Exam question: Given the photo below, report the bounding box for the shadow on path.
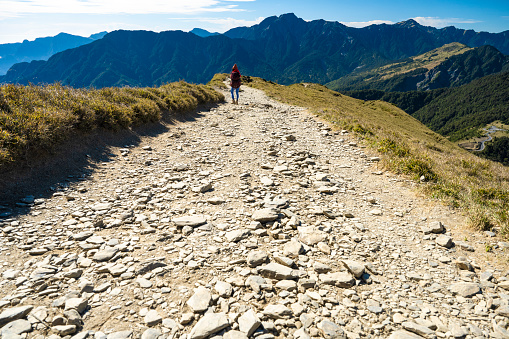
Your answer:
[0,103,220,219]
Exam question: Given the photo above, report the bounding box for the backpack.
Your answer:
[231,71,241,88]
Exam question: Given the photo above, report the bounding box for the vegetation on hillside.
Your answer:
[481,137,509,166]
[246,75,509,237]
[344,72,509,142]
[328,44,509,92]
[0,82,223,167]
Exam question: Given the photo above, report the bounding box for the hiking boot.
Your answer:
[235,100,238,105]
[231,99,235,104]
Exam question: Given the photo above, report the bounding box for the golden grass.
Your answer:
[0,82,223,167]
[207,73,229,89]
[377,42,472,79]
[246,76,509,237]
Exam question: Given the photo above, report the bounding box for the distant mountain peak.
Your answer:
[397,19,422,28]
[190,28,219,38]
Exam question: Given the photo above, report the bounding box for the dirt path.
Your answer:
[0,85,507,339]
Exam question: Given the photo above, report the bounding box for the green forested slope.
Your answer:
[343,72,509,141]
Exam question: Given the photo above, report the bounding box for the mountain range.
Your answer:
[0,32,107,76]
[1,13,508,88]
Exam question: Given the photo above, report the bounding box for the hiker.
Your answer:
[230,64,241,104]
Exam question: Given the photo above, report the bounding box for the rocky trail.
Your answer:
[1,85,509,339]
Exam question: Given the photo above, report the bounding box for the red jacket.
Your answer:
[230,70,241,88]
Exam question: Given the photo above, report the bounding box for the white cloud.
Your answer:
[0,0,254,17]
[340,20,394,28]
[412,17,481,28]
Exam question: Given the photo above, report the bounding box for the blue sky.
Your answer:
[0,0,508,44]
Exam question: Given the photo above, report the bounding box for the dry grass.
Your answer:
[0,82,223,167]
[246,76,509,237]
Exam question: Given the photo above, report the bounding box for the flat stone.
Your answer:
[107,331,133,339]
[319,272,355,288]
[262,304,292,319]
[29,248,49,256]
[421,221,444,234]
[187,286,212,313]
[225,229,250,242]
[275,280,298,291]
[188,313,229,339]
[223,330,248,339]
[72,231,94,241]
[252,208,279,222]
[172,215,207,227]
[144,310,162,327]
[93,247,119,262]
[238,309,261,336]
[449,282,481,298]
[260,177,274,186]
[258,262,296,280]
[247,250,268,267]
[136,277,153,288]
[207,197,224,205]
[0,306,34,327]
[51,325,77,336]
[317,320,345,339]
[214,281,233,298]
[388,330,426,339]
[1,319,32,336]
[402,321,435,337]
[91,203,111,211]
[141,328,162,339]
[283,240,304,257]
[298,226,327,246]
[65,298,88,314]
[245,275,266,293]
[86,235,105,244]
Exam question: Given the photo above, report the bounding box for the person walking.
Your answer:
[230,64,241,104]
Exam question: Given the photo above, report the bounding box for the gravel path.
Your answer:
[0,85,508,339]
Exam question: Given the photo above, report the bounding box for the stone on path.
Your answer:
[449,282,481,298]
[388,330,426,339]
[93,247,119,262]
[252,208,279,222]
[421,221,444,234]
[238,309,261,336]
[144,310,162,327]
[1,319,32,336]
[187,286,212,313]
[258,262,296,280]
[188,313,229,339]
[317,320,345,339]
[341,260,365,279]
[319,272,355,288]
[262,304,292,319]
[141,328,162,339]
[435,235,453,248]
[172,215,207,227]
[0,306,34,327]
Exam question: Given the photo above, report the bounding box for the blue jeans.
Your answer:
[231,87,239,100]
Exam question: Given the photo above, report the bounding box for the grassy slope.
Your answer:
[246,75,509,236]
[327,42,472,91]
[0,82,224,168]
